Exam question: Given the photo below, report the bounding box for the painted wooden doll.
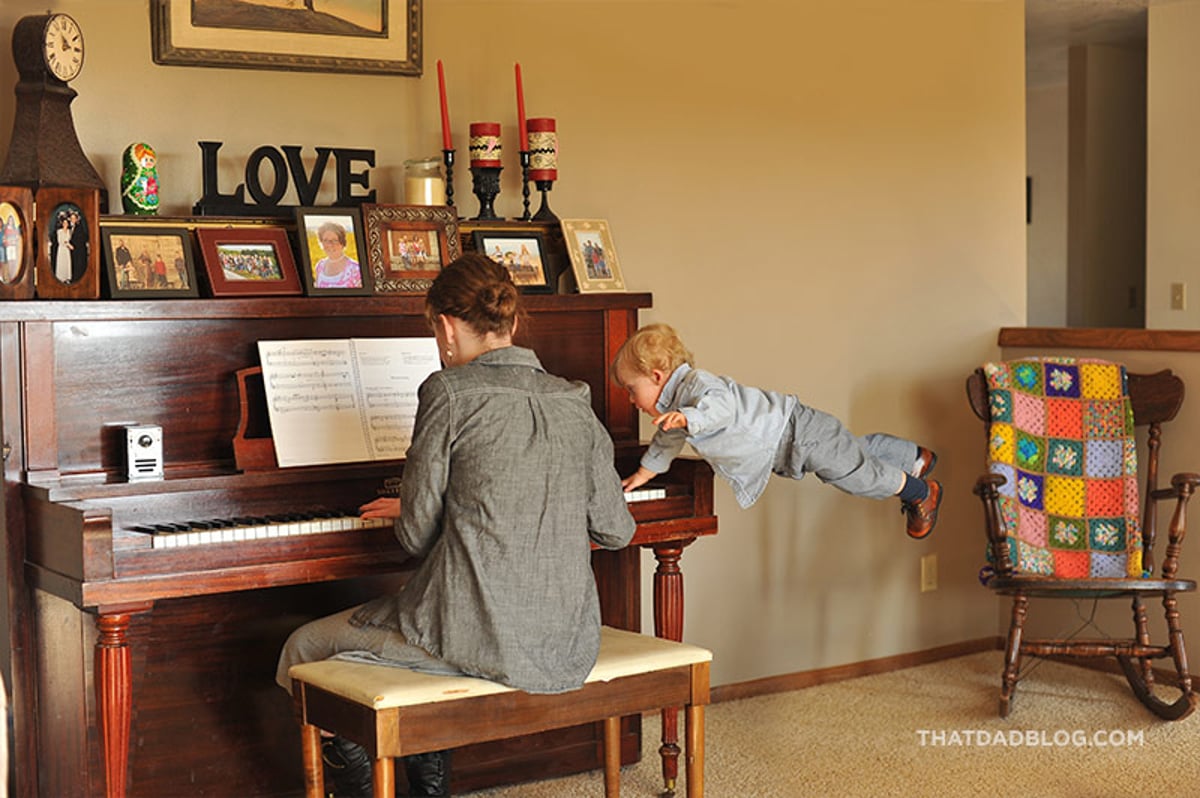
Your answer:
[120,142,160,215]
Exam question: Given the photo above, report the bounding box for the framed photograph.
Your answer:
[35,187,101,300]
[362,204,460,294]
[150,0,422,76]
[195,227,303,297]
[294,207,372,296]
[100,226,200,299]
[561,219,626,293]
[473,230,553,293]
[0,186,34,300]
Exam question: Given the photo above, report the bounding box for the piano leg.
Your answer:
[95,610,145,798]
[651,540,693,794]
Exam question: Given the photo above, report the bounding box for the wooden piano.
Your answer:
[0,292,718,798]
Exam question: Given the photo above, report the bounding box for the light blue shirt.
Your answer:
[642,364,797,508]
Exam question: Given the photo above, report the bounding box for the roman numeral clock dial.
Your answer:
[44,13,84,82]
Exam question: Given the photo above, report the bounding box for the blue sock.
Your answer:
[898,474,929,503]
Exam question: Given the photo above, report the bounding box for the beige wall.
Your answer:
[1027,82,1068,327]
[0,0,1026,687]
[1147,1,1200,329]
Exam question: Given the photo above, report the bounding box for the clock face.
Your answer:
[43,14,83,83]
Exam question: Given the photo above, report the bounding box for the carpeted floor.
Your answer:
[461,651,1200,797]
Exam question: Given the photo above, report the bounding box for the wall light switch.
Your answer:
[1171,282,1187,311]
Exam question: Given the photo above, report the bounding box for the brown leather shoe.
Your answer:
[904,479,941,539]
[912,447,938,479]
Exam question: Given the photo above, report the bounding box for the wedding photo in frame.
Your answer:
[362,203,460,294]
[0,186,34,300]
[561,218,626,293]
[150,0,423,76]
[472,230,553,293]
[35,187,101,300]
[101,226,200,299]
[294,207,372,296]
[196,226,303,297]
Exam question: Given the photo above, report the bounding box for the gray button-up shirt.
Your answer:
[352,346,635,694]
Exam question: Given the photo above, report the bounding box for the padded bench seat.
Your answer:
[290,626,712,797]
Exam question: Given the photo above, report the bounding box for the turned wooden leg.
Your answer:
[1132,596,1156,688]
[1000,594,1028,717]
[299,723,324,798]
[96,613,134,798]
[603,716,621,798]
[372,757,394,798]
[685,703,705,798]
[1164,592,1193,697]
[652,541,690,792]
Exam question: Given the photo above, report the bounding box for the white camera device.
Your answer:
[125,424,164,481]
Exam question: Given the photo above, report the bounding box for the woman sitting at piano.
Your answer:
[275,253,636,798]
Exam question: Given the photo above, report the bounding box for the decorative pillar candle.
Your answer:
[528,117,557,182]
[468,122,503,167]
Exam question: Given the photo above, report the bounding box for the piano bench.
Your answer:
[289,626,712,798]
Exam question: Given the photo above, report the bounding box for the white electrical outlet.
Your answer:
[1171,282,1187,310]
[920,553,938,593]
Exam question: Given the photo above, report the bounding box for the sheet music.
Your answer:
[258,338,440,467]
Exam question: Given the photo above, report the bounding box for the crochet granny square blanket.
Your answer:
[984,357,1143,578]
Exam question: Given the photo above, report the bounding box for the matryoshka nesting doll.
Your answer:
[120,142,160,215]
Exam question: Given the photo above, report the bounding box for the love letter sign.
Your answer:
[193,141,376,217]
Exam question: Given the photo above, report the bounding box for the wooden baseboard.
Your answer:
[710,636,1003,704]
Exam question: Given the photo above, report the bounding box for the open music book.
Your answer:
[258,338,441,468]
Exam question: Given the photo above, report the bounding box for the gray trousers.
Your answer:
[773,403,920,500]
[275,606,463,695]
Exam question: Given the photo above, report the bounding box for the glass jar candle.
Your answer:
[403,157,447,205]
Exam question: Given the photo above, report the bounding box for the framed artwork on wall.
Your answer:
[294,207,373,296]
[150,0,423,76]
[472,230,553,293]
[35,187,101,300]
[196,226,303,297]
[561,218,626,293]
[362,203,460,294]
[0,186,34,300]
[101,226,200,299]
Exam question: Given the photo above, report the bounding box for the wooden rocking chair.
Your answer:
[967,362,1199,720]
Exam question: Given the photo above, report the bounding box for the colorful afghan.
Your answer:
[984,358,1143,578]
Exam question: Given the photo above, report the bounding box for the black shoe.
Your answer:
[404,750,451,797]
[322,735,374,798]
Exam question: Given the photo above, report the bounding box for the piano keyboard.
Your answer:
[133,490,669,550]
[131,510,389,550]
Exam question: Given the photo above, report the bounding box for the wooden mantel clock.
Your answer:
[0,12,103,299]
[1,12,102,190]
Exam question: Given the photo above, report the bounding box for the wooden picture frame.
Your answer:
[150,0,422,76]
[100,226,200,299]
[196,227,303,297]
[362,204,460,294]
[294,207,372,296]
[0,186,35,300]
[561,219,626,293]
[472,230,553,293]
[35,187,101,300]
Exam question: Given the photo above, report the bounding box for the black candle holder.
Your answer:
[470,165,503,221]
[442,149,456,209]
[519,151,532,221]
[532,180,558,222]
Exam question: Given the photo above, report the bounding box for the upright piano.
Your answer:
[0,292,717,798]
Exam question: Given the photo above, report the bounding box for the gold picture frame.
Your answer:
[561,219,626,293]
[362,203,460,294]
[151,0,422,76]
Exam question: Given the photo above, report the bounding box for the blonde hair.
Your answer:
[610,323,694,383]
